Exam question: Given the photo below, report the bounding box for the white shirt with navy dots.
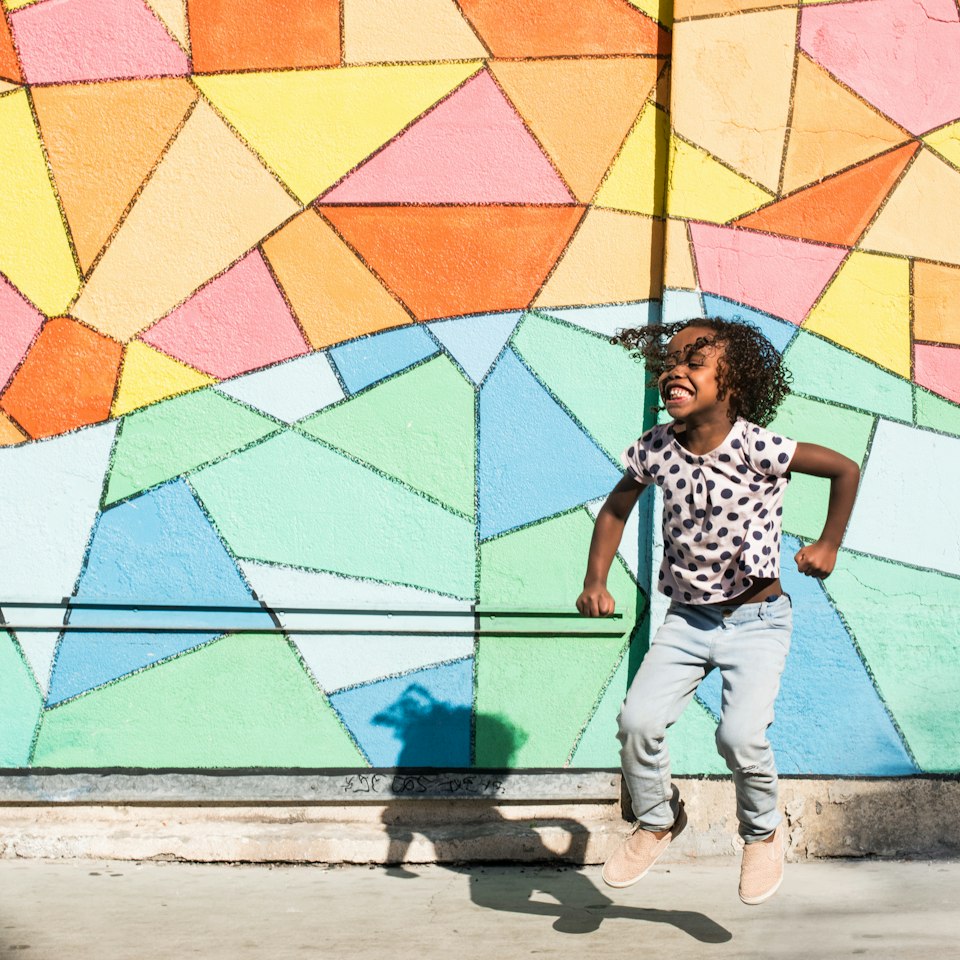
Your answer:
[621,418,798,604]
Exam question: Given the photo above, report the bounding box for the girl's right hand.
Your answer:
[576,584,616,617]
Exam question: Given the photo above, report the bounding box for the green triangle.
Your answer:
[822,551,959,772]
[915,384,960,437]
[767,393,876,541]
[785,330,913,422]
[33,634,365,767]
[0,631,42,767]
[190,431,475,598]
[513,311,647,461]
[106,389,281,505]
[568,642,630,768]
[476,511,640,766]
[299,356,475,518]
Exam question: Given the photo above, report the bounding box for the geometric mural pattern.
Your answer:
[1,0,958,774]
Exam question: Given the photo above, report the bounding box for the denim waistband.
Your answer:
[668,592,792,626]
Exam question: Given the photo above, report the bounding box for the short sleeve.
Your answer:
[620,432,655,486]
[743,423,797,478]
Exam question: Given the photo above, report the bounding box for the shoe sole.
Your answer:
[739,871,783,905]
[601,805,687,889]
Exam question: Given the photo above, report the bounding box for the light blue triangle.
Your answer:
[329,660,473,767]
[702,294,798,353]
[538,300,659,338]
[216,352,344,423]
[328,326,438,394]
[478,349,621,540]
[427,311,523,385]
[695,535,915,775]
[661,289,705,326]
[47,480,271,706]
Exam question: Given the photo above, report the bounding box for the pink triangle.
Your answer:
[0,275,44,391]
[689,223,847,326]
[801,0,960,135]
[10,0,189,84]
[319,71,575,204]
[915,343,960,404]
[141,251,310,379]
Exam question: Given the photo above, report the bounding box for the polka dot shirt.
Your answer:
[621,419,798,605]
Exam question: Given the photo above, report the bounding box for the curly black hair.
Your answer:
[612,317,792,426]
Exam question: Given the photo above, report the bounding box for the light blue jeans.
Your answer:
[617,594,792,843]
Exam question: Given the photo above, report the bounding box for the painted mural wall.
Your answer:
[0,0,956,777]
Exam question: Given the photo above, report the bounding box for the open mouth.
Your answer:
[664,384,694,404]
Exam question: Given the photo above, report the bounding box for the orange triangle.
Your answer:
[0,8,21,84]
[320,205,586,321]
[0,410,27,447]
[457,0,669,57]
[261,207,414,349]
[490,58,661,202]
[735,142,920,247]
[783,54,910,193]
[32,79,198,272]
[0,317,123,438]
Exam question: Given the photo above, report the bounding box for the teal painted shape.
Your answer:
[915,384,960,437]
[189,431,476,597]
[822,551,960,772]
[512,310,647,459]
[47,480,272,706]
[329,660,473,767]
[106,389,280,505]
[784,329,913,421]
[478,349,621,539]
[427,311,523,385]
[695,536,915,774]
[0,631,41,766]
[329,326,438,394]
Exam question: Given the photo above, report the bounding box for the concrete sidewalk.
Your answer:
[1,858,957,960]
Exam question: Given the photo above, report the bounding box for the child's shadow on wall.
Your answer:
[371,684,730,941]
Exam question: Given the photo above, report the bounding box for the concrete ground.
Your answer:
[0,858,957,960]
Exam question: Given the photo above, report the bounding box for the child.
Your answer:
[577,318,860,905]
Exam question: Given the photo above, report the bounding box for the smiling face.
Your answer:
[658,325,734,425]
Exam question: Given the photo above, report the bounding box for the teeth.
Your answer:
[668,387,691,400]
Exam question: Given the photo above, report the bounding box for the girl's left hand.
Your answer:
[794,540,838,578]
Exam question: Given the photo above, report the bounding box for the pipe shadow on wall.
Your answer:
[372,684,731,941]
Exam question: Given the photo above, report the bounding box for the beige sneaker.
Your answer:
[739,822,785,905]
[601,801,687,888]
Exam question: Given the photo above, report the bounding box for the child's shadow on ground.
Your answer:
[372,685,731,942]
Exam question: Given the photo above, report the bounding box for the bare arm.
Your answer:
[576,474,646,616]
[788,442,861,578]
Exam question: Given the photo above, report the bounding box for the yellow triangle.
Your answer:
[194,62,483,204]
[144,0,190,53]
[0,410,27,447]
[664,217,697,289]
[593,102,667,216]
[805,252,910,377]
[343,0,487,64]
[624,0,672,28]
[112,341,216,417]
[2,0,40,9]
[783,54,909,193]
[665,135,774,223]
[0,90,81,315]
[922,122,960,172]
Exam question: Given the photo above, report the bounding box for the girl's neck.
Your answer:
[673,411,737,455]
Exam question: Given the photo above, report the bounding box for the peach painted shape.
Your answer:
[689,222,847,326]
[0,317,123,438]
[141,251,310,379]
[10,0,189,84]
[914,343,960,403]
[913,261,960,345]
[800,0,960,135]
[321,72,572,204]
[0,275,43,389]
